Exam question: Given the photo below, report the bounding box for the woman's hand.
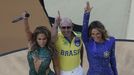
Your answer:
[84,1,93,13]
[22,11,30,19]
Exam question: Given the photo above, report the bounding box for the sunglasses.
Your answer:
[61,26,72,29]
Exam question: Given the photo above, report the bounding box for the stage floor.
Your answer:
[0,42,134,75]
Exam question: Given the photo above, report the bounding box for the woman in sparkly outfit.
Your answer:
[82,2,118,75]
[22,11,60,75]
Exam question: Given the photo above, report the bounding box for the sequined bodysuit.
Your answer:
[27,47,54,75]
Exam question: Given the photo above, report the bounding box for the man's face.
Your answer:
[60,25,73,37]
[60,18,73,38]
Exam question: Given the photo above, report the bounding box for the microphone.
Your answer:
[12,13,30,23]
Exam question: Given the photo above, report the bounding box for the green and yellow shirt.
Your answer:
[55,31,82,71]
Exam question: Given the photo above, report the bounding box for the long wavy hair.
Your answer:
[30,26,56,55]
[88,21,108,40]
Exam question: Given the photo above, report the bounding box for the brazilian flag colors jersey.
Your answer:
[55,32,82,71]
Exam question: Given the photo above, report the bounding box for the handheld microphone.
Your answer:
[12,13,30,23]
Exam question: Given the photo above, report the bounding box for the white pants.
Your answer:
[60,65,83,75]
